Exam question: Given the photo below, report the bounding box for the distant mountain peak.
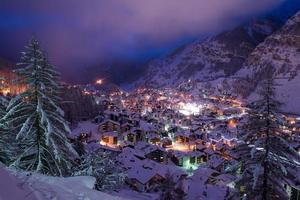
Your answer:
[133,17,280,88]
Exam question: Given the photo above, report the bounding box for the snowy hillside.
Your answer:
[233,11,300,114]
[134,19,279,88]
[0,166,129,200]
[132,10,300,114]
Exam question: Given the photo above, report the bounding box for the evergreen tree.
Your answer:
[2,37,78,176]
[233,76,300,200]
[72,137,86,157]
[73,149,125,191]
[0,77,8,118]
[0,77,9,164]
[158,171,186,200]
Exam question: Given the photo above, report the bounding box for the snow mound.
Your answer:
[0,166,129,200]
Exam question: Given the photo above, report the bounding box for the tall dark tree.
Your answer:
[158,171,186,200]
[60,85,99,125]
[233,76,300,199]
[0,77,9,164]
[0,78,8,118]
[73,149,125,191]
[2,37,78,176]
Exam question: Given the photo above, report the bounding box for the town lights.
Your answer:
[228,119,237,128]
[179,103,202,116]
[1,88,10,96]
[167,143,195,152]
[95,79,103,85]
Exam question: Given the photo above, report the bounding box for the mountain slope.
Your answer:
[134,19,279,88]
[233,10,300,113]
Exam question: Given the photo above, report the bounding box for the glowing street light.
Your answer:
[95,79,103,85]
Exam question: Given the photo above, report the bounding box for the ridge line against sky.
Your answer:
[0,0,293,83]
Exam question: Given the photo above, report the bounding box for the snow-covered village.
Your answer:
[1,1,300,200]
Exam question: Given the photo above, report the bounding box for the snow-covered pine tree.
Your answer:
[157,171,186,200]
[233,75,300,200]
[0,77,9,164]
[73,149,125,191]
[0,77,8,118]
[2,37,78,176]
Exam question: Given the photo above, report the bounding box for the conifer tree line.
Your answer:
[0,78,9,163]
[230,74,300,200]
[0,37,125,191]
[0,37,78,176]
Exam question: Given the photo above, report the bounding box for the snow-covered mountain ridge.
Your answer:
[233,10,300,114]
[134,18,279,88]
[133,11,300,113]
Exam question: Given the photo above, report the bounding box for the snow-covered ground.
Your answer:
[0,166,130,200]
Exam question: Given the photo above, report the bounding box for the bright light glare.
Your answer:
[95,79,103,85]
[179,103,202,116]
[166,143,195,152]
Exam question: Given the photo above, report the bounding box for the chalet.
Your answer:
[94,114,105,124]
[127,169,165,192]
[98,119,120,133]
[121,122,132,133]
[189,151,206,165]
[161,138,172,148]
[170,150,204,168]
[146,133,161,145]
[100,131,118,147]
[174,131,191,144]
[184,168,228,200]
[78,132,91,143]
[119,110,132,124]
[144,148,167,164]
[189,130,206,141]
[123,131,138,144]
[223,108,242,116]
[121,146,187,192]
[194,168,221,185]
[206,155,228,173]
[204,148,215,161]
[104,110,120,122]
[166,124,177,133]
[181,118,192,127]
[71,121,99,143]
[132,128,144,141]
[214,174,235,187]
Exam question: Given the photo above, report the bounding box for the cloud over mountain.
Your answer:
[0,0,286,82]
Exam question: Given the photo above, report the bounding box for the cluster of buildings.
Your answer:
[71,85,300,199]
[71,87,246,195]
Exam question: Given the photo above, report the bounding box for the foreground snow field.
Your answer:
[0,166,129,200]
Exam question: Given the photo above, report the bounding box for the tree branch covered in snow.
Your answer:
[2,37,78,176]
[73,149,126,192]
[0,78,10,164]
[232,74,300,200]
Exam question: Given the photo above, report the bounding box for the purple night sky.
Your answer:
[0,0,286,83]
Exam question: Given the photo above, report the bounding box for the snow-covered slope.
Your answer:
[134,19,279,88]
[0,166,37,200]
[233,11,300,113]
[0,166,129,200]
[133,10,300,114]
